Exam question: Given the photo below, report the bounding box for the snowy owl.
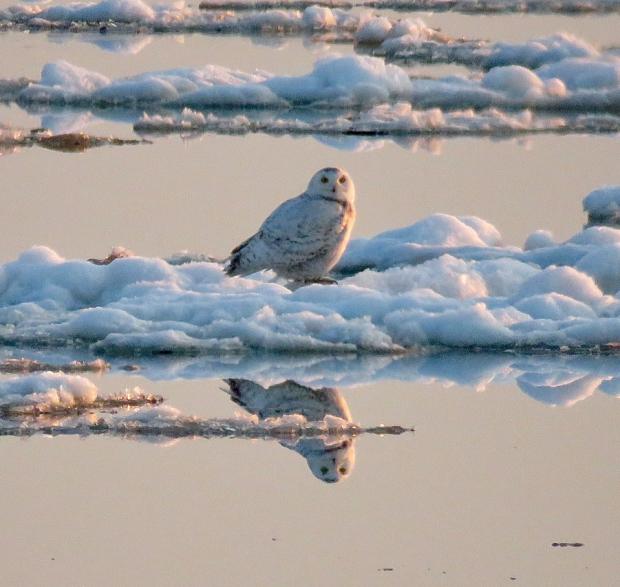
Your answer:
[223,379,355,483]
[225,167,356,282]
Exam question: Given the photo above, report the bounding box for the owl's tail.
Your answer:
[224,253,243,277]
[224,233,257,276]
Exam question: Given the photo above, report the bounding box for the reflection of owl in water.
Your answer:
[224,379,356,483]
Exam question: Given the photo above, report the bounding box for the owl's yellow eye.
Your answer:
[321,177,328,184]
[338,176,346,184]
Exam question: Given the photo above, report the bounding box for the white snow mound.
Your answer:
[11,54,620,111]
[1,200,620,352]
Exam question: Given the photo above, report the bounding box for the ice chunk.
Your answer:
[483,65,548,99]
[301,5,337,29]
[0,372,98,412]
[513,266,603,305]
[575,245,620,294]
[485,34,599,70]
[11,53,620,111]
[583,186,620,226]
[354,15,392,45]
[524,230,556,250]
[537,56,620,91]
[359,0,620,15]
[1,192,620,352]
[41,0,156,22]
[376,214,501,247]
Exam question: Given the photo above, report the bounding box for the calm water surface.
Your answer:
[0,364,618,586]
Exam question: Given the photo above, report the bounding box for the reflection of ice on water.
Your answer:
[47,32,153,55]
[224,378,355,482]
[0,368,411,482]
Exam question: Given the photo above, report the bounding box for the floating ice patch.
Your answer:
[0,372,159,416]
[583,186,620,227]
[133,105,620,140]
[199,0,353,9]
[0,374,408,446]
[336,212,620,281]
[357,23,602,70]
[0,124,147,156]
[14,56,412,108]
[0,357,108,373]
[198,0,620,13]
[0,372,98,414]
[2,3,612,76]
[9,54,620,111]
[1,195,620,352]
[0,1,359,34]
[362,0,620,14]
[484,34,599,70]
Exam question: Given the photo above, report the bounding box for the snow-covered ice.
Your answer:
[2,3,615,75]
[359,26,602,71]
[7,54,620,112]
[0,373,406,477]
[483,34,599,70]
[0,0,360,34]
[13,56,412,107]
[0,188,620,352]
[133,106,620,139]
[583,186,620,226]
[202,0,620,13]
[0,372,98,413]
[0,371,160,416]
[0,124,146,155]
[362,0,620,14]
[199,0,352,9]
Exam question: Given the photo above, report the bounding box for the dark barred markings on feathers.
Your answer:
[225,167,356,282]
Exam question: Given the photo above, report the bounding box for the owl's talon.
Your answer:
[304,277,338,285]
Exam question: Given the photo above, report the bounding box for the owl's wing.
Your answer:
[230,233,257,255]
[223,379,268,416]
[258,194,344,258]
[226,193,346,276]
[223,378,351,422]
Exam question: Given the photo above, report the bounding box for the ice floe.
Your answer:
[2,2,615,74]
[362,0,620,14]
[0,124,147,156]
[199,0,353,9]
[0,373,407,477]
[6,54,620,112]
[0,0,454,49]
[0,357,108,373]
[0,0,360,34]
[371,32,602,69]
[335,211,620,276]
[202,0,620,13]
[0,372,160,416]
[132,105,620,140]
[583,186,620,227]
[0,188,620,352]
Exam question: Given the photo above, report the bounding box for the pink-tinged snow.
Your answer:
[9,54,620,111]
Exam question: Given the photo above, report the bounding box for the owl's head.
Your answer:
[307,167,355,204]
[298,437,356,484]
